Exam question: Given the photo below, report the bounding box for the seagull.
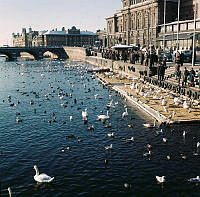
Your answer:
[183,131,186,137]
[105,144,112,151]
[156,176,165,183]
[197,142,200,149]
[33,165,54,183]
[188,176,200,182]
[69,116,73,121]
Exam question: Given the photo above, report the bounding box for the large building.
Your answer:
[106,0,178,48]
[158,0,200,50]
[12,26,98,47]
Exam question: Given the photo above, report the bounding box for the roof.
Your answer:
[44,30,66,35]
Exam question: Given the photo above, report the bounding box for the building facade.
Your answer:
[106,0,178,48]
[12,27,98,47]
[158,0,200,50]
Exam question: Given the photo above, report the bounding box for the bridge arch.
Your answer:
[43,51,59,59]
[41,49,67,60]
[0,51,16,61]
[20,50,39,60]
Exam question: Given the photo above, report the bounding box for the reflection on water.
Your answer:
[0,60,200,197]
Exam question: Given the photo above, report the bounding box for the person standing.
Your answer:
[197,69,200,88]
[182,67,188,87]
[188,68,196,87]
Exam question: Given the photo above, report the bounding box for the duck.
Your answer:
[33,165,54,183]
[188,176,200,182]
[97,111,109,122]
[122,108,128,118]
[156,176,165,183]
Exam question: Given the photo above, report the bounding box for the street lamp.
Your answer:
[192,3,197,67]
[176,0,180,50]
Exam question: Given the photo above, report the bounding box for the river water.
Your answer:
[0,59,200,197]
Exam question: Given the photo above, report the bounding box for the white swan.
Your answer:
[105,144,112,150]
[156,176,165,183]
[33,165,54,183]
[8,187,12,197]
[82,108,88,120]
[126,137,134,142]
[188,176,200,182]
[97,111,109,122]
[122,108,128,118]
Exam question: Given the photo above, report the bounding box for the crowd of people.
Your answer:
[86,46,200,88]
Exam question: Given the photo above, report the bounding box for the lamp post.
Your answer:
[176,0,180,50]
[163,0,166,50]
[192,3,197,67]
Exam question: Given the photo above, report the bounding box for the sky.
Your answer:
[0,0,122,46]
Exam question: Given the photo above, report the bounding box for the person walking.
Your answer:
[160,59,166,81]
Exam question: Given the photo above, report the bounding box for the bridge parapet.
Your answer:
[0,47,68,61]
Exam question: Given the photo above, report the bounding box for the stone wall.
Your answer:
[64,47,86,61]
[85,56,147,77]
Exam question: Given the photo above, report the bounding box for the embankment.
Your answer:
[64,47,86,61]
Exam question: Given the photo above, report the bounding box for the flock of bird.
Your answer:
[2,61,200,196]
[130,78,199,119]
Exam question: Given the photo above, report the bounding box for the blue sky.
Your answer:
[0,0,122,46]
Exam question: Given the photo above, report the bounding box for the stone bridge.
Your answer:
[0,46,69,61]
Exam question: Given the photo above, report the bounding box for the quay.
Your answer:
[86,56,200,125]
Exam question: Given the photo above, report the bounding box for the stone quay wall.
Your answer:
[63,47,86,61]
[85,56,147,77]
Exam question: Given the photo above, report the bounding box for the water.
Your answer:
[0,59,200,197]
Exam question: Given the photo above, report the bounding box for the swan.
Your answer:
[8,187,12,197]
[122,108,128,118]
[143,150,151,157]
[69,116,73,121]
[188,176,200,182]
[183,131,186,137]
[156,176,165,183]
[107,100,114,108]
[82,108,88,120]
[143,120,156,128]
[197,142,200,148]
[105,144,112,150]
[97,111,109,122]
[126,137,134,143]
[33,165,54,183]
